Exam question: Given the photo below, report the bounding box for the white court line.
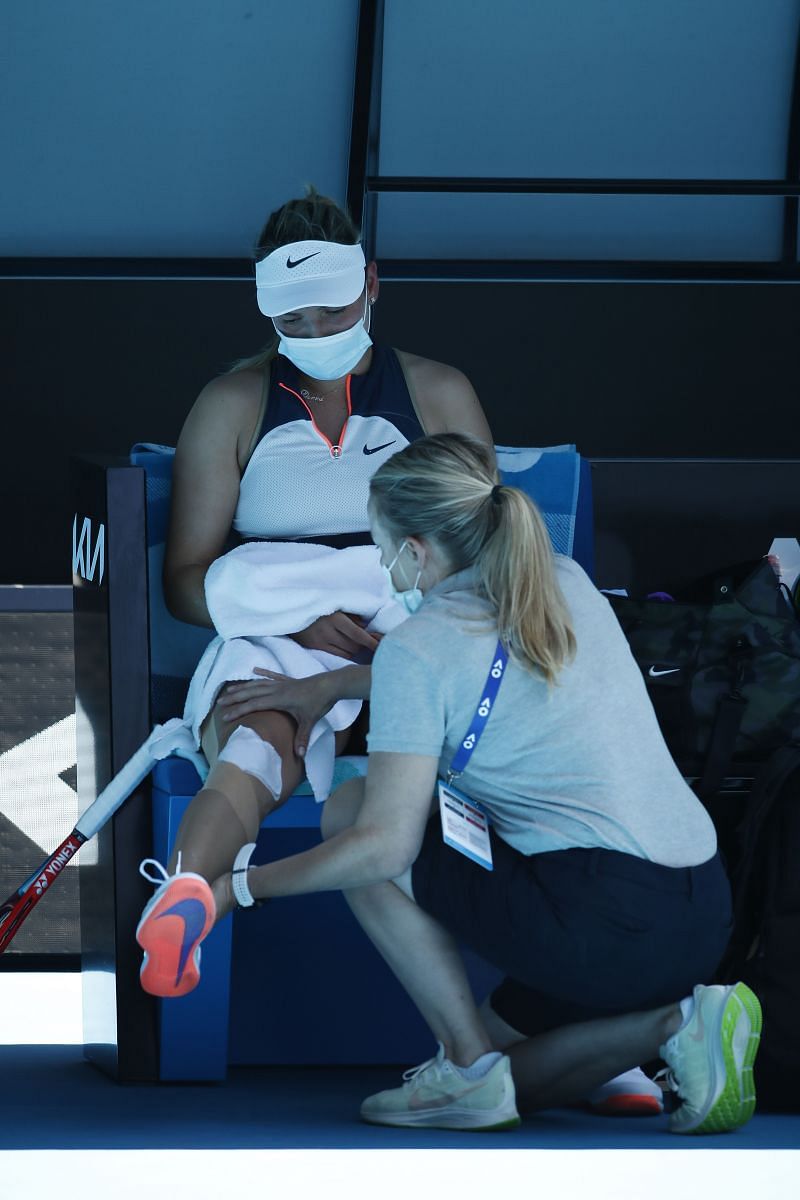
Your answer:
[0,1149,795,1200]
[0,972,82,1044]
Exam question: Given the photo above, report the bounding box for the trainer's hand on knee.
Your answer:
[289,612,381,660]
[218,671,336,758]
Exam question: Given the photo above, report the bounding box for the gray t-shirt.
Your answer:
[367,557,717,868]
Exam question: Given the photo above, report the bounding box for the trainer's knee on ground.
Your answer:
[321,776,366,841]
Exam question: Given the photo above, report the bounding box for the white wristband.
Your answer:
[231,842,258,908]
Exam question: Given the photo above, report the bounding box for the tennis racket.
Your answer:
[0,737,162,954]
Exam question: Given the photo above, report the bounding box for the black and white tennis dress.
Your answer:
[233,344,425,544]
[182,344,424,796]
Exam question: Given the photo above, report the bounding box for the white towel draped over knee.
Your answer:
[177,541,406,802]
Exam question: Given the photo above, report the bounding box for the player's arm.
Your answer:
[163,374,260,627]
[402,353,495,459]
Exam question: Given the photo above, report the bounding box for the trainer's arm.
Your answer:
[244,751,438,897]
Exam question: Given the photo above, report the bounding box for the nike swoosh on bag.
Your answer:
[286,252,320,269]
[648,666,681,677]
[157,897,209,985]
[363,440,396,455]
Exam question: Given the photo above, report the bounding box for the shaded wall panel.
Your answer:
[2,277,798,583]
[1,0,358,256]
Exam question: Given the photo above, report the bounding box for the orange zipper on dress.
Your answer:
[279,377,352,459]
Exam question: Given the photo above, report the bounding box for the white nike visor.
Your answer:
[255,240,366,317]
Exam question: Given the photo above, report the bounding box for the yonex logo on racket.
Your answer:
[33,841,80,894]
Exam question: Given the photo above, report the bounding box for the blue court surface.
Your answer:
[0,1045,797,1153]
[0,975,796,1199]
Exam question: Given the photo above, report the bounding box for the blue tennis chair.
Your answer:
[128,442,594,1081]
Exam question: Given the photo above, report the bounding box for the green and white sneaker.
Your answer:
[658,982,762,1134]
[360,1043,521,1131]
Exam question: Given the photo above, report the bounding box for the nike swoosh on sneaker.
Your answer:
[156,897,209,986]
[407,1078,487,1111]
[363,440,396,455]
[286,252,320,269]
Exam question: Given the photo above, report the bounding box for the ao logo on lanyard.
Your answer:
[438,642,508,871]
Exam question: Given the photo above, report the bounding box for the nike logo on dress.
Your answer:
[286,252,320,269]
[363,440,396,455]
[648,666,681,677]
[157,897,209,986]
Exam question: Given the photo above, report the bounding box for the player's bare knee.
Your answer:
[215,725,283,802]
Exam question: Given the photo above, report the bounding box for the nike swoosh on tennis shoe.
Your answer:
[408,1078,487,1111]
[137,865,215,998]
[648,666,681,677]
[286,252,320,269]
[363,440,396,456]
[157,897,210,987]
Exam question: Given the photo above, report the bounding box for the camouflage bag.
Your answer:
[606,559,800,797]
[715,744,800,1111]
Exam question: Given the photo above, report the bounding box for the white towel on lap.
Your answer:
[204,541,403,640]
[176,541,406,802]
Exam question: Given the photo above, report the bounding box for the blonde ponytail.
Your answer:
[369,434,576,684]
[479,484,576,684]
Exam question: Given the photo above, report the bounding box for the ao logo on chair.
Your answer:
[72,514,105,585]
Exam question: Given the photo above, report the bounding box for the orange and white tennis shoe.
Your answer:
[586,1067,664,1116]
[136,857,215,998]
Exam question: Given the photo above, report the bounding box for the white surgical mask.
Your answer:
[274,293,372,380]
[383,541,424,614]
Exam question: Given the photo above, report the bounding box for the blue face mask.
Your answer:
[383,541,424,614]
[273,292,372,381]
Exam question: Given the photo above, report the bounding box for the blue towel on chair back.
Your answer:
[496,444,582,558]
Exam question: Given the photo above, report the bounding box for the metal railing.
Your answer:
[346,0,800,283]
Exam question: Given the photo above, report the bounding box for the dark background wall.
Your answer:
[2,277,798,583]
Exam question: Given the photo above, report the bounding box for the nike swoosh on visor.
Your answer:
[286,252,320,268]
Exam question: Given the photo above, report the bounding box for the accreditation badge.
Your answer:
[437,779,493,871]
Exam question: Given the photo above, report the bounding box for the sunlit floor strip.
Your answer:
[0,1149,796,1200]
[0,972,82,1044]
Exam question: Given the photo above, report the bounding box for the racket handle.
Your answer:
[75,718,196,841]
[76,742,159,840]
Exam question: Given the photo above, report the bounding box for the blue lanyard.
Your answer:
[446,640,508,783]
